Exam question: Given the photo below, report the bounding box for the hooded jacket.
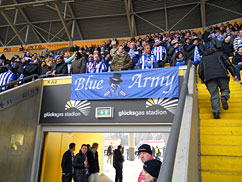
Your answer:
[198,49,236,83]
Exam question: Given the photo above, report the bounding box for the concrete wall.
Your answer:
[0,80,42,182]
[172,67,200,182]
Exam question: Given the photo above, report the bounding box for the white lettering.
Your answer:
[128,74,143,88]
[163,75,175,94]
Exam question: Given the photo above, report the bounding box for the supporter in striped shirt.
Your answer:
[152,39,167,67]
[233,30,242,53]
[138,44,158,70]
[0,66,16,91]
[87,54,107,73]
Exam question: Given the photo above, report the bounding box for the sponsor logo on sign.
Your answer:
[43,100,91,118]
[65,100,91,116]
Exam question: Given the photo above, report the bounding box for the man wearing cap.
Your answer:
[138,144,154,182]
[143,160,162,182]
[87,55,107,73]
[152,39,167,67]
[47,56,67,76]
[110,41,118,58]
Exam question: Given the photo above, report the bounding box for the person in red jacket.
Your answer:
[137,144,154,182]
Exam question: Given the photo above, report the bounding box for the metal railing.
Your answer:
[0,74,39,92]
[158,59,192,182]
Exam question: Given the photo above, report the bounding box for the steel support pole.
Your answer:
[200,0,206,30]
[124,0,133,37]
[55,3,72,42]
[164,0,168,32]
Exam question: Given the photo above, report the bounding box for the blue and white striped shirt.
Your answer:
[138,54,157,70]
[152,46,166,61]
[0,70,16,91]
[86,61,107,73]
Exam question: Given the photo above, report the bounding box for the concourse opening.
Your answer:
[39,129,169,182]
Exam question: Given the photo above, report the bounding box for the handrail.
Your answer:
[158,59,192,182]
[0,74,39,92]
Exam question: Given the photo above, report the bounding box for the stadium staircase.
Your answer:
[198,75,242,181]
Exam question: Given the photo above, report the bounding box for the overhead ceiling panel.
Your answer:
[71,0,126,18]
[135,10,166,35]
[168,4,201,31]
[166,0,199,7]
[76,15,129,40]
[133,0,164,12]
[205,3,241,26]
[23,5,59,22]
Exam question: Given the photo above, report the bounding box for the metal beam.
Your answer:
[124,0,133,37]
[0,13,127,28]
[168,4,199,31]
[46,4,72,18]
[13,8,18,24]
[67,2,83,40]
[25,24,30,43]
[54,3,72,42]
[33,24,65,42]
[134,13,165,32]
[129,0,137,36]
[1,10,25,45]
[164,0,168,32]
[206,2,242,16]
[49,21,72,42]
[0,0,57,10]
[0,38,4,46]
[200,0,206,30]
[6,24,27,46]
[12,0,42,43]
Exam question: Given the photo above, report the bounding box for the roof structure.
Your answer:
[0,0,241,47]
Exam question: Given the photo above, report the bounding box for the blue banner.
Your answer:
[71,67,179,100]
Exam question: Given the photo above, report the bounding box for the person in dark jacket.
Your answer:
[73,144,88,182]
[202,28,210,50]
[41,60,53,76]
[47,55,67,76]
[87,143,99,182]
[23,56,41,83]
[198,48,237,119]
[187,37,205,65]
[61,143,76,182]
[222,37,234,57]
[232,46,242,81]
[107,145,113,164]
[113,145,124,182]
[71,52,87,74]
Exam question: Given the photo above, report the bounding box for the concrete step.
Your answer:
[199,102,242,108]
[200,126,242,135]
[200,119,242,127]
[198,97,242,103]
[201,144,242,157]
[201,156,242,172]
[200,113,242,120]
[200,135,242,145]
[201,170,242,182]
[200,108,242,113]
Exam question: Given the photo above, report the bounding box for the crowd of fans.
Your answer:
[0,21,242,91]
